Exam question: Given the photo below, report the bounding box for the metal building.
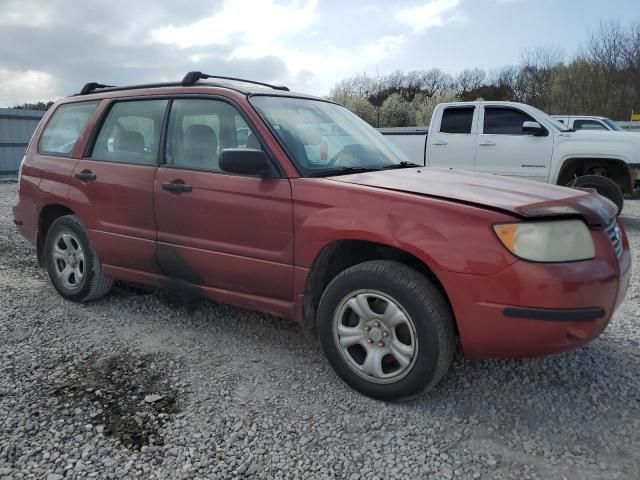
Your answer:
[0,108,45,174]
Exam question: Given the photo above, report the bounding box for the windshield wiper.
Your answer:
[309,166,381,177]
[382,161,421,169]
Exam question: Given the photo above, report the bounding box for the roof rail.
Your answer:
[79,82,115,95]
[181,71,290,91]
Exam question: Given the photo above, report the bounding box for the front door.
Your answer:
[154,98,294,304]
[68,99,169,273]
[475,106,554,182]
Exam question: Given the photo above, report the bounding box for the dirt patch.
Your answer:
[50,353,180,449]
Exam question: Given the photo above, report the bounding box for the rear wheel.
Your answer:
[317,260,455,401]
[45,215,113,302]
[569,174,624,215]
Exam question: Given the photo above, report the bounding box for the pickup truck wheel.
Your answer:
[317,260,455,401]
[44,215,113,302]
[570,175,624,215]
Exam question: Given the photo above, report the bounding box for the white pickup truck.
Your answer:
[379,101,640,213]
[551,115,624,132]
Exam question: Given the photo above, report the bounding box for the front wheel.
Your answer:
[569,175,624,215]
[317,260,455,401]
[44,215,113,302]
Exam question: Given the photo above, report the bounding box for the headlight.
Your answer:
[494,219,595,262]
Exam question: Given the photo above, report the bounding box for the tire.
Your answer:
[44,215,113,302]
[570,175,624,215]
[317,260,455,401]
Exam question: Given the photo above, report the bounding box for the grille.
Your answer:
[605,217,623,259]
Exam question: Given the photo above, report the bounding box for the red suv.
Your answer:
[13,72,631,400]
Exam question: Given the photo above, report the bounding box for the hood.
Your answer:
[330,167,616,226]
[563,130,640,144]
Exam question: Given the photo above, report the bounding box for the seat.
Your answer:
[183,124,219,170]
[115,130,144,153]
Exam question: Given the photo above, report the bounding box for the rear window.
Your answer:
[440,107,474,134]
[39,101,99,156]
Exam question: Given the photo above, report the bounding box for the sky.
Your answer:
[0,0,638,106]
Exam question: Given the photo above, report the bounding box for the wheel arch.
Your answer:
[302,239,456,335]
[37,203,76,267]
[556,157,632,193]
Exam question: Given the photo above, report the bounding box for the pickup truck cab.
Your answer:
[381,101,640,213]
[552,115,624,132]
[13,79,631,400]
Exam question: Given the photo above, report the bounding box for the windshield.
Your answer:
[530,106,573,132]
[249,96,412,176]
[603,118,624,131]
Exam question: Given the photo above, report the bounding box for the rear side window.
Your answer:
[440,107,474,134]
[39,101,99,156]
[90,100,168,165]
[484,107,534,134]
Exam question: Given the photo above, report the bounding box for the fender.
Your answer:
[549,133,638,185]
[291,178,518,276]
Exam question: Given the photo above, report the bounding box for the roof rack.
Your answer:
[77,71,290,96]
[181,71,289,91]
[79,82,115,95]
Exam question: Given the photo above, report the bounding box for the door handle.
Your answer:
[478,141,496,146]
[432,140,448,146]
[74,170,97,181]
[161,181,192,193]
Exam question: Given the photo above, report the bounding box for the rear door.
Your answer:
[68,99,168,274]
[154,98,294,304]
[426,105,477,170]
[475,106,553,182]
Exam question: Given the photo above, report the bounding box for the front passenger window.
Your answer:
[166,99,262,171]
[483,108,534,135]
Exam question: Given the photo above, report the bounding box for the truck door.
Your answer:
[475,106,553,182]
[426,105,477,171]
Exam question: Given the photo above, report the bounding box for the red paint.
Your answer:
[12,84,631,359]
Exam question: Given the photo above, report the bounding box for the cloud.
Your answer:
[151,0,318,49]
[395,0,461,34]
[0,68,57,106]
[0,0,54,27]
[148,0,406,94]
[0,0,449,105]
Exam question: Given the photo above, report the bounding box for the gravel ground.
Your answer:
[0,182,639,480]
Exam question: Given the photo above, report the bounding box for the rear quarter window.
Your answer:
[38,101,100,156]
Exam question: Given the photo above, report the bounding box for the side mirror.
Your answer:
[219,149,274,178]
[522,121,546,136]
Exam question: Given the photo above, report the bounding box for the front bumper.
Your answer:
[438,227,631,358]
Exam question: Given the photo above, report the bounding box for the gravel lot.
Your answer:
[1,181,639,480]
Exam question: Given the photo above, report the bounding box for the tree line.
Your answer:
[329,21,640,127]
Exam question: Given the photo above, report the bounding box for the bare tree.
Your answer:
[515,47,564,110]
[454,68,486,99]
[331,21,640,126]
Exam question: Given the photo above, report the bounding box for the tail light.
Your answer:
[17,155,26,193]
